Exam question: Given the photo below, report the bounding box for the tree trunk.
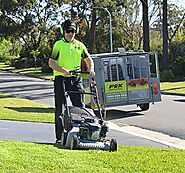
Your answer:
[162,0,168,69]
[168,39,174,63]
[142,0,150,52]
[88,9,96,53]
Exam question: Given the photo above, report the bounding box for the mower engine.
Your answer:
[79,123,101,141]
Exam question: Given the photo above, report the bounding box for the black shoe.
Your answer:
[55,139,61,144]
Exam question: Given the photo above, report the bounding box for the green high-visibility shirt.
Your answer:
[51,38,88,76]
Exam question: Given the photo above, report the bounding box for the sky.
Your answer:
[168,0,185,8]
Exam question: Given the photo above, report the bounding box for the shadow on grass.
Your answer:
[13,68,41,73]
[37,142,98,151]
[5,104,144,120]
[35,142,69,150]
[5,107,54,113]
[161,86,185,92]
[0,95,14,98]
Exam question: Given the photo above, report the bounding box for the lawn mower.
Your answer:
[59,70,118,152]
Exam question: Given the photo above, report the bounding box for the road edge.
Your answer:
[107,121,185,149]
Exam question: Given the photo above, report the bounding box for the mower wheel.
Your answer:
[61,132,68,146]
[70,135,78,150]
[102,108,107,119]
[109,138,118,152]
[63,112,72,132]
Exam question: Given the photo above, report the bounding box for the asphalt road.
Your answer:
[107,95,185,140]
[0,120,167,147]
[0,71,54,105]
[0,70,184,148]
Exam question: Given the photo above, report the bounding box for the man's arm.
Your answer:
[49,41,71,77]
[83,52,95,77]
[48,58,70,76]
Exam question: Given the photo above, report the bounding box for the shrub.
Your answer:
[12,58,27,69]
[160,69,175,82]
[3,55,18,65]
[41,63,52,73]
[0,57,5,62]
[172,56,185,78]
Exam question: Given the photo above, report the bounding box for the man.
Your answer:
[49,19,95,143]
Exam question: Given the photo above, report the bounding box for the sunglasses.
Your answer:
[66,30,75,34]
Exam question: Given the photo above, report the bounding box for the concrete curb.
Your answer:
[107,122,185,149]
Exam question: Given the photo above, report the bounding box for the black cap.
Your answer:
[63,19,76,31]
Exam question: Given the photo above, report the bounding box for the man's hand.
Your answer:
[49,58,71,76]
[63,69,71,77]
[89,70,95,77]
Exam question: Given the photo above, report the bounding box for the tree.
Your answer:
[88,0,141,53]
[141,0,150,52]
[0,39,12,59]
[167,4,185,63]
[0,0,70,58]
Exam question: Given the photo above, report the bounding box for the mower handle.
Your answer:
[69,70,90,76]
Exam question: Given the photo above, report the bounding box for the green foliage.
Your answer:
[160,69,175,82]
[31,49,40,56]
[0,0,65,64]
[0,39,12,59]
[0,0,185,76]
[167,3,185,39]
[172,28,185,45]
[172,56,185,79]
[150,30,163,53]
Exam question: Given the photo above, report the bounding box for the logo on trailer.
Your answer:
[109,83,123,89]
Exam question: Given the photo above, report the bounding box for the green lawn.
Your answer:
[0,63,53,79]
[160,81,185,94]
[0,141,185,173]
[0,94,54,123]
[0,93,185,173]
[0,62,14,70]
[12,67,53,79]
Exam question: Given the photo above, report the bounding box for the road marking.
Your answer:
[107,121,185,149]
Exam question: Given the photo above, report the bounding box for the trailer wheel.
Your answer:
[138,103,150,111]
[70,136,78,150]
[109,138,118,152]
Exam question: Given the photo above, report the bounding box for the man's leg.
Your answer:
[54,76,65,141]
[69,77,85,107]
